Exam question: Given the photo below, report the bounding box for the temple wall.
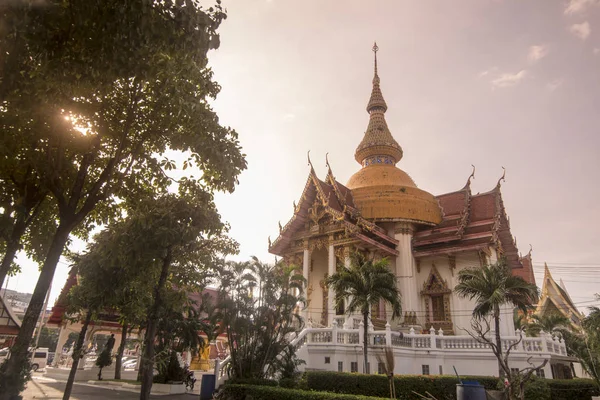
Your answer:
[414,250,515,336]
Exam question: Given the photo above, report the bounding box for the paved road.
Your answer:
[22,377,198,400]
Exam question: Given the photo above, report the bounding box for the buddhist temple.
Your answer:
[536,263,584,331]
[268,43,536,336]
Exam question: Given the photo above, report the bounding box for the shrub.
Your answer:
[217,384,389,400]
[153,351,187,384]
[547,378,599,400]
[226,377,278,386]
[302,371,499,399]
[524,376,551,400]
[279,377,298,388]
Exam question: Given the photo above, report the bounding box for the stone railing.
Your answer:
[292,321,567,356]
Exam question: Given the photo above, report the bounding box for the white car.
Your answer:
[0,347,48,371]
[122,359,138,370]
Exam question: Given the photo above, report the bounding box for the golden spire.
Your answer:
[355,43,403,165]
[367,42,387,113]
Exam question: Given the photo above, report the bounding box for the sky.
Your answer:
[5,0,600,312]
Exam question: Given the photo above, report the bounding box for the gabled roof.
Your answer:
[536,263,584,328]
[0,295,21,336]
[413,175,535,285]
[269,162,398,257]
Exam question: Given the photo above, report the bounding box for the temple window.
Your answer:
[421,263,453,333]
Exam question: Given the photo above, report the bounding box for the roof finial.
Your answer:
[373,41,379,81]
[464,164,476,189]
[307,150,314,170]
[366,42,388,113]
[528,244,533,256]
[496,166,506,188]
[325,152,330,169]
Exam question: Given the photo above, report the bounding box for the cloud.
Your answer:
[528,45,549,63]
[565,0,599,14]
[478,67,498,78]
[491,70,527,89]
[282,113,296,121]
[546,79,563,92]
[570,22,591,40]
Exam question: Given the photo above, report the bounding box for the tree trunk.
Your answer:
[114,323,128,380]
[62,310,93,400]
[0,239,21,290]
[139,247,172,400]
[363,311,369,374]
[494,311,504,379]
[0,223,71,400]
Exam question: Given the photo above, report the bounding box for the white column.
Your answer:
[394,223,417,321]
[302,248,310,322]
[343,249,354,329]
[53,324,70,367]
[327,244,335,326]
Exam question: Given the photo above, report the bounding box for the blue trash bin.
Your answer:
[200,374,216,400]
[456,381,486,400]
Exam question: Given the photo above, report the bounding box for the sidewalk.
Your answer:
[22,375,200,399]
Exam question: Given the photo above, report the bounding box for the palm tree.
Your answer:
[326,252,402,374]
[455,259,539,378]
[528,313,570,337]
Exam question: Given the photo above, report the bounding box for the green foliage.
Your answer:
[37,327,59,352]
[220,373,598,400]
[227,378,279,387]
[528,314,571,337]
[560,298,600,388]
[153,351,188,384]
[95,349,113,370]
[455,260,539,319]
[64,332,79,350]
[523,376,550,400]
[216,258,305,380]
[326,253,402,374]
[455,259,542,399]
[0,359,31,397]
[546,379,599,400]
[301,371,499,399]
[217,384,389,400]
[0,0,246,396]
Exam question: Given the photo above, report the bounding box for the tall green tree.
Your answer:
[455,260,541,400]
[0,1,245,397]
[326,253,402,374]
[217,260,305,380]
[79,191,235,400]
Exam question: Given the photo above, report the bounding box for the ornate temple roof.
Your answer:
[413,170,535,285]
[536,263,584,329]
[268,157,399,257]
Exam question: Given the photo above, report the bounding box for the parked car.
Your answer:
[28,347,49,371]
[122,359,138,370]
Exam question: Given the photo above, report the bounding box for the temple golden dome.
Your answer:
[346,44,442,225]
